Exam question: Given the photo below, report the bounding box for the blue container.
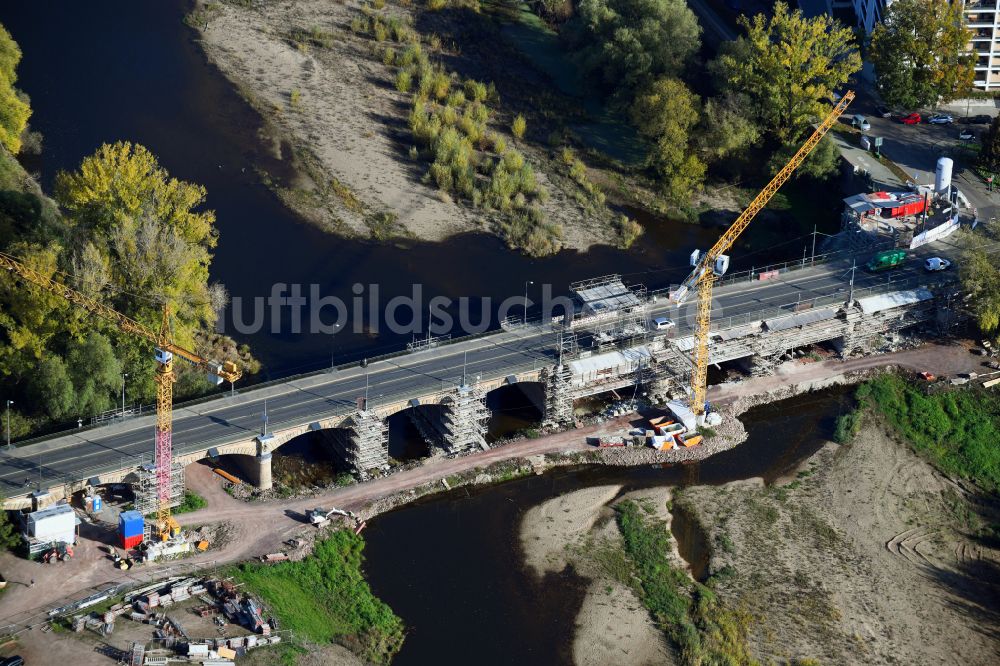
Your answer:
[118,510,144,538]
[92,496,103,513]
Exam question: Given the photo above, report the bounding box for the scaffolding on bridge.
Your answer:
[333,409,389,476]
[443,381,490,453]
[569,276,649,340]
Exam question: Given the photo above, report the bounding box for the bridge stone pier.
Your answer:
[406,382,491,454]
[0,264,963,508]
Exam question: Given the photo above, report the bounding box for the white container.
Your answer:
[935,157,953,195]
[26,504,76,540]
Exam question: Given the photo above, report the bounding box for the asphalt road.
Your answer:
[0,245,958,498]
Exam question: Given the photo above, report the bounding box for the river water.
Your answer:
[0,1,841,381]
[0,5,860,658]
[362,387,851,664]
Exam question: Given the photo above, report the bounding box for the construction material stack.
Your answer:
[119,510,144,549]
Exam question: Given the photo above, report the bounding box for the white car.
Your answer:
[959,129,976,141]
[929,114,954,125]
[852,114,870,131]
[925,257,951,271]
[653,317,675,331]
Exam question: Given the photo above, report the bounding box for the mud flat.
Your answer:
[519,485,674,666]
[191,0,619,249]
[675,423,1000,665]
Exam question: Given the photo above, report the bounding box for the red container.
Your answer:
[121,534,143,549]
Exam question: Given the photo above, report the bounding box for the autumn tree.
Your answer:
[696,94,761,162]
[0,23,30,154]
[869,0,973,109]
[961,247,1000,333]
[713,2,861,143]
[55,142,219,339]
[29,356,75,419]
[568,0,701,97]
[766,134,841,180]
[631,77,705,203]
[0,243,82,383]
[66,332,122,416]
[979,115,1000,173]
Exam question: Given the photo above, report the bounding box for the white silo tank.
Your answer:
[935,157,953,195]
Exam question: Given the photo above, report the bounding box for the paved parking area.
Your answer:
[839,88,1000,222]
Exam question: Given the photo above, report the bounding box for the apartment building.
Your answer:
[803,0,1000,91]
[966,0,1000,90]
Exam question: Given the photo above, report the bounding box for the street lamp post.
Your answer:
[121,372,128,418]
[523,280,534,324]
[5,399,12,450]
[330,323,342,370]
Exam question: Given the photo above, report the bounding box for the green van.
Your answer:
[866,249,907,272]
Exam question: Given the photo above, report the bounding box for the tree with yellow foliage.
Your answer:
[713,2,860,143]
[55,141,218,331]
[0,23,31,154]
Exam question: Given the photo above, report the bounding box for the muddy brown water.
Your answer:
[362,387,853,665]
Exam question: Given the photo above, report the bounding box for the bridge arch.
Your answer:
[484,380,545,440]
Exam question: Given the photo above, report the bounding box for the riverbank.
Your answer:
[519,486,674,665]
[0,342,982,618]
[190,0,624,251]
[0,341,991,663]
[675,417,1000,664]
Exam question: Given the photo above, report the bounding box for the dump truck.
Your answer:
[866,249,907,272]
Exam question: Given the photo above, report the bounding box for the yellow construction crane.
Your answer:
[673,91,855,416]
[0,251,241,538]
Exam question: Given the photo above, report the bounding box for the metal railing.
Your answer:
[90,403,154,426]
[704,271,957,333]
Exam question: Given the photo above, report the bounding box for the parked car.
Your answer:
[851,114,871,131]
[925,257,952,271]
[970,114,992,124]
[0,656,24,666]
[960,129,976,141]
[652,317,675,331]
[875,104,892,118]
[898,112,922,125]
[929,113,954,125]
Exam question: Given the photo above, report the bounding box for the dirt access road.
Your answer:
[0,341,987,634]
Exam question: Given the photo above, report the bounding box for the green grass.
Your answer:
[231,530,403,664]
[857,374,1000,491]
[616,500,756,665]
[173,490,208,514]
[833,409,863,444]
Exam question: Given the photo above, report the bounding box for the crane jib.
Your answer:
[680,91,854,415]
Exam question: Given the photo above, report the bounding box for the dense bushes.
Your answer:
[616,500,754,665]
[390,35,561,255]
[857,374,1000,490]
[233,531,404,664]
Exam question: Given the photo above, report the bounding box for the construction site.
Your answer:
[0,89,990,664]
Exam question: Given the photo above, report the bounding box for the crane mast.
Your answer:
[676,91,855,416]
[0,251,241,538]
